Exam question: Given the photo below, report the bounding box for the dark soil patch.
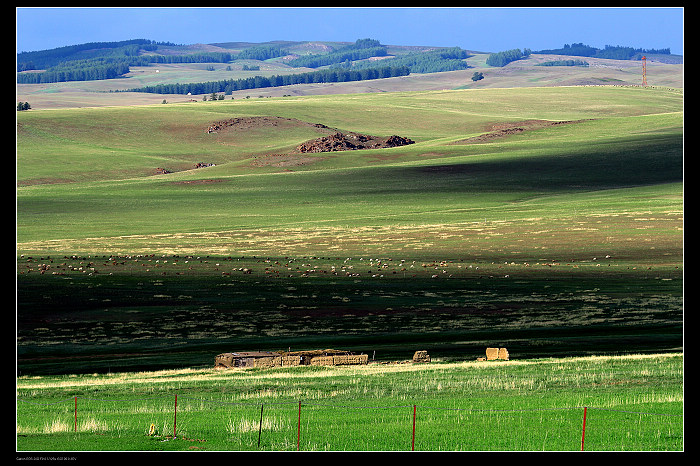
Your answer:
[206,116,415,154]
[205,116,315,133]
[454,119,590,144]
[295,132,415,153]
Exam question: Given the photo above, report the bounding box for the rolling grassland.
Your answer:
[17,85,682,386]
[16,79,684,452]
[15,52,683,109]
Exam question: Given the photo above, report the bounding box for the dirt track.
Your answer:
[454,119,590,144]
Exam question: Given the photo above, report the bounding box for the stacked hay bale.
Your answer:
[309,353,368,366]
[253,355,306,368]
[309,355,335,366]
[253,356,280,369]
[484,347,510,361]
[412,350,431,363]
[485,348,499,361]
[282,355,304,366]
[334,354,369,365]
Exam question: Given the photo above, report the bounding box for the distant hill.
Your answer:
[16,38,683,110]
[16,38,472,85]
[535,42,682,64]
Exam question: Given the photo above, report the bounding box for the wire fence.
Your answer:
[17,395,683,451]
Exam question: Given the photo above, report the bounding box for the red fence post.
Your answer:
[173,394,178,438]
[580,406,588,451]
[412,405,417,451]
[74,396,77,432]
[297,400,302,451]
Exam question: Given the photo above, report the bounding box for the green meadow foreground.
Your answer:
[16,353,683,451]
[17,85,683,450]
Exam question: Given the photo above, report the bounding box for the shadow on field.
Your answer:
[409,133,682,192]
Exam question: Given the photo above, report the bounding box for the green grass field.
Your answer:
[16,353,683,451]
[17,84,683,451]
[17,86,683,246]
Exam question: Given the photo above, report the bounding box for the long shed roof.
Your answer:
[219,349,352,358]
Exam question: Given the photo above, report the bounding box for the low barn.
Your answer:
[215,351,278,368]
[215,349,368,369]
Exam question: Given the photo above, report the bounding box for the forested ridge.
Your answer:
[286,39,388,68]
[17,38,471,86]
[337,46,470,73]
[484,42,675,68]
[16,40,290,84]
[126,65,412,95]
[534,43,672,60]
[486,48,531,67]
[17,38,675,87]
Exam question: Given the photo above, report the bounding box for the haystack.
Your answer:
[412,350,431,363]
[485,347,509,361]
[485,347,499,360]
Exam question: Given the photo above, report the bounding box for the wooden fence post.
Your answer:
[297,400,302,451]
[174,394,178,438]
[412,404,417,451]
[580,406,588,451]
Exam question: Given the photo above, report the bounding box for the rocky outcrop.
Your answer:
[296,132,414,153]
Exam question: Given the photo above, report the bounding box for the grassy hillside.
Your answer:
[16,85,683,375]
[17,86,683,250]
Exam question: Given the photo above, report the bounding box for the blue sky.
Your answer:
[16,7,684,55]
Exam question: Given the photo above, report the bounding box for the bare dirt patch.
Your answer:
[454,119,590,144]
[249,154,320,168]
[205,116,316,133]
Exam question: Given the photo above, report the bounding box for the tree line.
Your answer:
[125,65,411,95]
[236,45,289,61]
[341,47,470,73]
[536,59,589,67]
[17,58,132,83]
[17,41,290,84]
[17,39,158,70]
[534,43,672,60]
[486,48,532,67]
[17,51,272,84]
